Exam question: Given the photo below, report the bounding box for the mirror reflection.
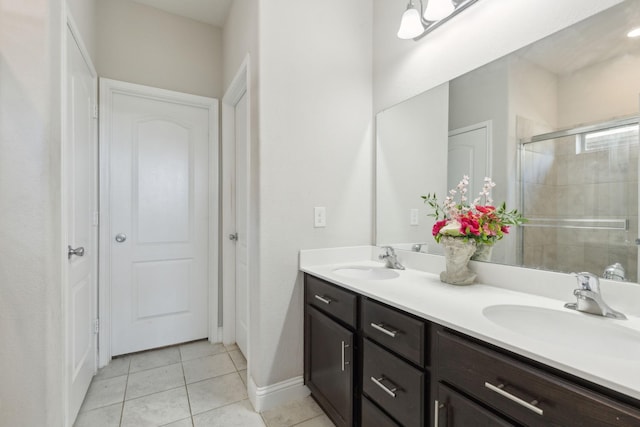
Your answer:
[376,0,640,282]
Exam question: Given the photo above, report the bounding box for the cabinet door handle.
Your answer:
[341,341,350,371]
[370,376,398,398]
[314,294,332,304]
[434,400,445,426]
[485,382,544,416]
[370,322,397,338]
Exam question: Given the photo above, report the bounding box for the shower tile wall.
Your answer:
[522,135,638,281]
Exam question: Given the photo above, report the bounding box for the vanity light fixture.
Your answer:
[397,0,479,40]
[423,0,455,21]
[628,27,640,38]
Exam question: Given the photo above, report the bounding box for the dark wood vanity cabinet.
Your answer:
[304,275,357,427]
[304,273,640,427]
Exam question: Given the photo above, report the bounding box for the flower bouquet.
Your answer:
[422,176,526,284]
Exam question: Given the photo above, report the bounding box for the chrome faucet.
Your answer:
[379,246,405,270]
[603,262,626,281]
[564,272,626,320]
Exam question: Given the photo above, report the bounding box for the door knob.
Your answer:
[115,233,127,243]
[68,245,85,260]
[229,233,238,241]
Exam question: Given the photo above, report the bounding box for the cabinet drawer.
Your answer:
[437,330,640,427]
[362,297,426,367]
[305,274,357,328]
[362,339,424,427]
[361,396,401,427]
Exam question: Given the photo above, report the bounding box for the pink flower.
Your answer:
[432,220,447,236]
[483,224,496,236]
[501,225,510,234]
[475,205,495,214]
[459,216,480,236]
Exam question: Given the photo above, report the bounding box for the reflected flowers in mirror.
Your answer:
[422,176,527,246]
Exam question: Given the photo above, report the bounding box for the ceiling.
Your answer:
[516,1,640,75]
[131,0,232,27]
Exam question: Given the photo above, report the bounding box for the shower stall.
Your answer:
[520,116,639,282]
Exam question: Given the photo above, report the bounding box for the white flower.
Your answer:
[439,220,462,236]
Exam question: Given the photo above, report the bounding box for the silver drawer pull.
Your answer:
[485,382,544,416]
[341,341,350,371]
[370,376,398,398]
[370,322,397,338]
[434,400,445,426]
[314,295,332,304]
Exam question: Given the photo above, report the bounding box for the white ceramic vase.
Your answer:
[471,242,493,262]
[439,235,477,285]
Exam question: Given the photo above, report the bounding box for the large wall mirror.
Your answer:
[376,0,640,282]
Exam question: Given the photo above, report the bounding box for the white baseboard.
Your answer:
[248,375,310,412]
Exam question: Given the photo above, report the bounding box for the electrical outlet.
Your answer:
[410,209,419,226]
[314,207,326,228]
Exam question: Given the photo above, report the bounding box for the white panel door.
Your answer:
[448,122,491,198]
[109,83,212,356]
[65,25,97,422]
[234,92,249,357]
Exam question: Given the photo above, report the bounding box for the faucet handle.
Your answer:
[573,272,600,292]
[379,246,395,258]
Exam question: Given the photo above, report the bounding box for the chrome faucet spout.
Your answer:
[379,246,405,270]
[565,272,626,320]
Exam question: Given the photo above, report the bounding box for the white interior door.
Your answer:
[448,122,492,198]
[65,24,97,423]
[234,92,249,357]
[107,81,214,356]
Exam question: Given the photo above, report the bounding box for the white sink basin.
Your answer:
[483,304,640,360]
[333,266,400,280]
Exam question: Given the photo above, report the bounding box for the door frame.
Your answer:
[221,56,252,349]
[98,78,219,367]
[61,8,98,425]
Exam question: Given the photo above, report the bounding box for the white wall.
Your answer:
[377,83,449,248]
[223,0,258,91]
[0,0,65,425]
[508,56,559,132]
[373,0,623,113]
[557,52,640,127]
[66,0,97,61]
[255,0,373,387]
[96,0,223,98]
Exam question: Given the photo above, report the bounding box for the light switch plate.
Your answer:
[410,209,419,226]
[314,207,326,228]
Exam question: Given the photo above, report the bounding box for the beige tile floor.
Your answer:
[74,341,334,427]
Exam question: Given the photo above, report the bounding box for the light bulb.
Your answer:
[628,27,640,38]
[397,3,424,39]
[423,0,455,21]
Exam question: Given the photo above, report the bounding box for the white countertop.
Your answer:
[299,246,640,401]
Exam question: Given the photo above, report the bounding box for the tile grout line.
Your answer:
[117,358,132,427]
[178,353,196,427]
